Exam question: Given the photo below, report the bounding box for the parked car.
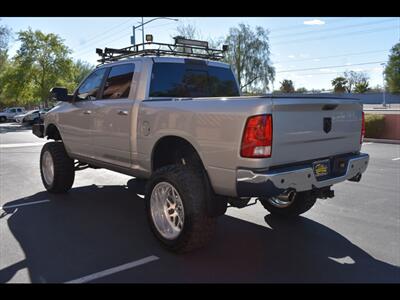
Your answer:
[32,38,369,253]
[15,110,41,125]
[39,108,52,122]
[0,107,26,122]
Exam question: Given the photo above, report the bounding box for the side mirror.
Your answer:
[50,87,69,102]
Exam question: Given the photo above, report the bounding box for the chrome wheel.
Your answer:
[268,191,296,208]
[42,150,54,186]
[150,182,185,240]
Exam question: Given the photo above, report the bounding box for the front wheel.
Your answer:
[145,165,216,253]
[259,191,317,217]
[40,142,75,193]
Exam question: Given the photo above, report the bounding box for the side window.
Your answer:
[101,64,135,100]
[149,63,185,97]
[17,108,22,113]
[10,109,16,113]
[76,68,107,101]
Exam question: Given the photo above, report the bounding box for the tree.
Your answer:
[0,22,11,73]
[11,29,73,107]
[223,23,275,93]
[354,80,370,93]
[0,24,11,50]
[384,42,400,93]
[71,59,94,90]
[175,22,201,40]
[296,87,308,93]
[331,76,348,93]
[1,61,36,106]
[280,79,295,93]
[343,70,369,93]
[369,85,383,93]
[0,22,12,106]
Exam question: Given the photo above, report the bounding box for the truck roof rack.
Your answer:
[96,36,228,64]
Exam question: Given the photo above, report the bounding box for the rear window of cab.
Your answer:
[149,62,240,98]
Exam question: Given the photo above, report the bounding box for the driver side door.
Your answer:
[58,68,108,158]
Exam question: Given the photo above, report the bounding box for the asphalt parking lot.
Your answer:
[0,122,399,283]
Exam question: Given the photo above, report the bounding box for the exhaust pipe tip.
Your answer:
[287,190,296,202]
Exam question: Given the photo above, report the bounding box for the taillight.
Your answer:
[241,114,273,158]
[360,111,365,144]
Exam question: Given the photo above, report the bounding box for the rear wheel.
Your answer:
[40,142,75,193]
[259,191,317,217]
[0,116,6,122]
[145,165,216,253]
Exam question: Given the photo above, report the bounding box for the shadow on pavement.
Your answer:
[0,178,399,283]
[0,122,32,134]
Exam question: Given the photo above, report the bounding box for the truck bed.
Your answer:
[137,95,363,196]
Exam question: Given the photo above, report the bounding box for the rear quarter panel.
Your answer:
[136,97,272,196]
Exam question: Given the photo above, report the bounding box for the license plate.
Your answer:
[313,160,330,178]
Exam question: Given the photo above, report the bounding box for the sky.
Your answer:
[1,16,399,91]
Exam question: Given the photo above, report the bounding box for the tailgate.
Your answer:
[270,97,362,166]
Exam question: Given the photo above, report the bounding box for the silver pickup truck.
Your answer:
[33,39,369,253]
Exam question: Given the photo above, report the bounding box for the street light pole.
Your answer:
[131,17,179,48]
[141,17,145,49]
[131,26,136,45]
[381,63,386,108]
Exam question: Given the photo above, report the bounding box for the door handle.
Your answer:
[83,110,92,115]
[117,110,128,116]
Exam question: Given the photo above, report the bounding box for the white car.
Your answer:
[0,107,26,122]
[15,110,41,124]
[39,108,52,121]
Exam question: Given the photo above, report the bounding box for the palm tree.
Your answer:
[354,80,370,93]
[331,77,348,93]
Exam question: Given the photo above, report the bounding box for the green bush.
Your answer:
[365,114,385,138]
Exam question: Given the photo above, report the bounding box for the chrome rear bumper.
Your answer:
[236,153,369,197]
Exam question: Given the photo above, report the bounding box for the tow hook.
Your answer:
[312,187,335,199]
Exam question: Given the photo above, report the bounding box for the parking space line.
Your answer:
[65,255,160,283]
[0,199,50,210]
[392,157,400,161]
[0,142,45,148]
[362,142,374,145]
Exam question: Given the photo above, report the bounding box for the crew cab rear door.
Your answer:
[90,62,136,168]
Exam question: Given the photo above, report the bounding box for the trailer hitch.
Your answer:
[311,187,335,199]
[348,173,362,182]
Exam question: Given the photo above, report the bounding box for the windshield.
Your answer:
[149,62,240,98]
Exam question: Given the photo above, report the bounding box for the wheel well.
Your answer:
[152,136,204,172]
[46,124,62,141]
[152,136,228,217]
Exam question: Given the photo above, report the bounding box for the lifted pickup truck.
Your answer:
[33,38,369,253]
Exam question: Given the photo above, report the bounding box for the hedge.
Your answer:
[365,114,385,138]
